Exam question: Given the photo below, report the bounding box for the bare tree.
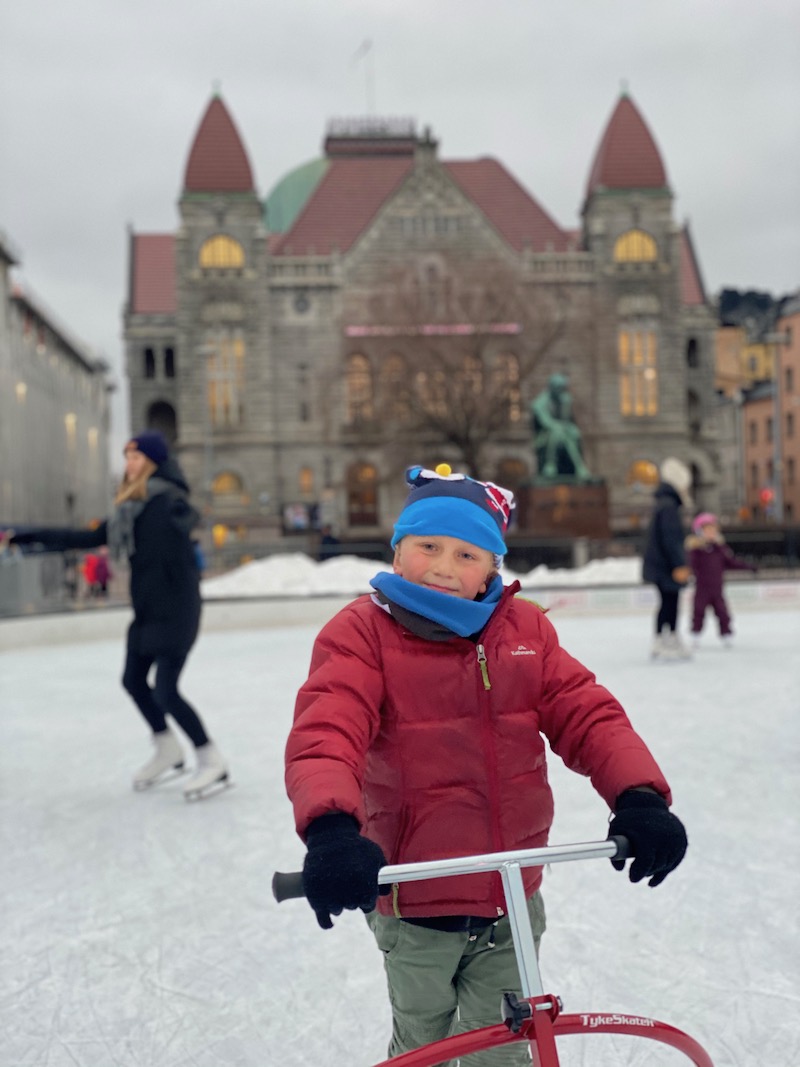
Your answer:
[341,255,581,479]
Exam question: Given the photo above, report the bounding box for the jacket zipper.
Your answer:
[476,644,491,690]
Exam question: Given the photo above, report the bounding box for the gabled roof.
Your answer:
[130,234,175,314]
[445,159,568,252]
[586,93,668,195]
[271,153,570,256]
[679,224,706,306]
[272,157,414,255]
[183,95,255,194]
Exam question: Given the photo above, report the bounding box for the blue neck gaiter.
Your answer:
[369,572,504,638]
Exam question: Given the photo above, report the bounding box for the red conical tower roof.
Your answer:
[586,93,668,195]
[183,95,255,193]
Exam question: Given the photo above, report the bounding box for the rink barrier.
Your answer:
[0,580,797,650]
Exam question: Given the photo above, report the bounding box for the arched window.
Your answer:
[299,467,314,496]
[463,355,483,398]
[686,338,700,369]
[613,230,657,262]
[205,329,246,427]
[164,347,176,379]
[144,347,156,379]
[382,353,411,422]
[415,356,447,418]
[495,457,528,490]
[213,471,244,495]
[347,463,378,527]
[346,354,373,422]
[626,460,659,488]
[618,325,658,416]
[493,353,521,422]
[199,235,245,269]
[146,400,177,443]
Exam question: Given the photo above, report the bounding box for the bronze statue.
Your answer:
[530,374,592,482]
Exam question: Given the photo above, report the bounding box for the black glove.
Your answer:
[302,813,390,929]
[608,789,687,888]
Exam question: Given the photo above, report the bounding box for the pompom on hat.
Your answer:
[391,463,515,557]
[126,430,169,468]
[692,511,718,534]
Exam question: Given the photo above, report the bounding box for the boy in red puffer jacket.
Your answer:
[687,512,757,647]
[285,464,687,1066]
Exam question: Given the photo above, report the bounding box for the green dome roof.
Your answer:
[263,157,329,234]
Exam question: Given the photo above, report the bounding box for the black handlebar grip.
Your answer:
[273,870,305,902]
[609,835,631,860]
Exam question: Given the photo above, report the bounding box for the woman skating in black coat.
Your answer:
[9,431,229,798]
[642,456,693,661]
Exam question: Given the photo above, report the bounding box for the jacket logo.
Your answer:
[510,644,536,656]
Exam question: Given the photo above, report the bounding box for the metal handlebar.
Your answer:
[273,836,629,902]
[273,837,629,999]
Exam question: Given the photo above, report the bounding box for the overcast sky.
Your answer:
[2,0,799,459]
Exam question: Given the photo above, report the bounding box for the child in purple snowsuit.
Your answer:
[686,513,756,642]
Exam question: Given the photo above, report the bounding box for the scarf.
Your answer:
[107,477,185,560]
[369,572,503,639]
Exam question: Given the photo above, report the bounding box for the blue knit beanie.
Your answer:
[127,431,169,468]
[391,464,515,556]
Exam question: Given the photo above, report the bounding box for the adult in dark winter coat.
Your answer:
[7,431,229,798]
[642,456,693,660]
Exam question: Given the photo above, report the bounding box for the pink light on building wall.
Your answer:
[344,323,521,337]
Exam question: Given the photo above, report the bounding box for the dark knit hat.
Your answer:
[127,431,169,467]
[391,464,515,556]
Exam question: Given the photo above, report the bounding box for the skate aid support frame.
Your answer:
[273,837,629,1000]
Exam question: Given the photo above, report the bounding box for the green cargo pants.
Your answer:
[365,891,546,1066]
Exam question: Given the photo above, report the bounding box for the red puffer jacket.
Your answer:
[286,582,671,919]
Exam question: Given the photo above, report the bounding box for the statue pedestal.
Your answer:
[515,482,610,538]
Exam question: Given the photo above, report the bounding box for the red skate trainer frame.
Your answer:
[273,838,714,1067]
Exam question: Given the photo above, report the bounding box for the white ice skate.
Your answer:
[133,729,186,790]
[661,632,692,661]
[183,742,230,801]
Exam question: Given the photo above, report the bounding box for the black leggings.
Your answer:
[655,584,680,634]
[122,645,209,748]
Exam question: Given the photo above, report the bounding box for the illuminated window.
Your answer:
[382,353,411,422]
[347,463,378,526]
[619,327,658,416]
[346,354,373,422]
[493,353,521,422]
[463,355,483,398]
[415,357,447,418]
[213,471,243,495]
[613,230,657,262]
[205,329,246,427]
[299,467,314,495]
[626,460,659,487]
[199,235,245,269]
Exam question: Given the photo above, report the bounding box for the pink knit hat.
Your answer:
[692,512,718,534]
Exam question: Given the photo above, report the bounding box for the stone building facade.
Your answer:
[1,231,112,526]
[124,92,719,544]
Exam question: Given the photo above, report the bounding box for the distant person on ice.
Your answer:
[686,512,757,648]
[7,431,229,799]
[285,463,687,1065]
[642,456,693,661]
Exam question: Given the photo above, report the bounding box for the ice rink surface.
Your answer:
[2,594,798,1066]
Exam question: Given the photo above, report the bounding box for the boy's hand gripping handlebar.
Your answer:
[272,836,630,903]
